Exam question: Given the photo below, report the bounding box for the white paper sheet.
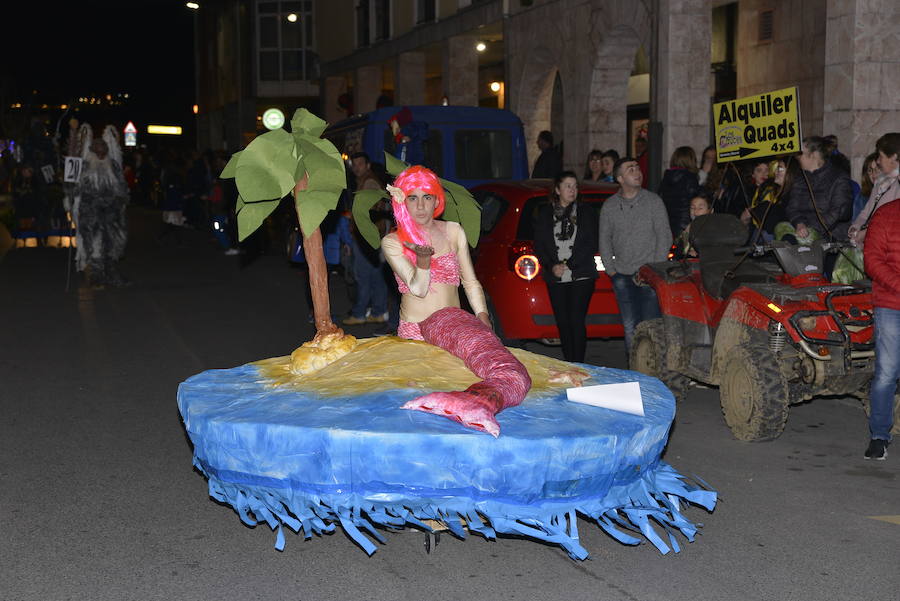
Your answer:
[566,381,644,416]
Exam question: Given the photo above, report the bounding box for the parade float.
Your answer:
[176,109,716,559]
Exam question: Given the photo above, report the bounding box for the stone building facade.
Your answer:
[196,0,898,178]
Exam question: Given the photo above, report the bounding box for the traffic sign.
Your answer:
[124,121,138,147]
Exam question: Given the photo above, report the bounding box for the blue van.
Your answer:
[323,106,528,188]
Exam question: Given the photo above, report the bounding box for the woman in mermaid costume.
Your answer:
[381,166,533,437]
[383,166,491,337]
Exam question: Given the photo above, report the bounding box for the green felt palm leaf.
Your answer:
[233,129,297,202]
[441,188,461,224]
[237,198,280,241]
[220,151,241,178]
[290,109,328,141]
[292,113,345,236]
[297,139,345,192]
[384,153,409,177]
[352,189,389,249]
[441,179,482,247]
[293,190,334,241]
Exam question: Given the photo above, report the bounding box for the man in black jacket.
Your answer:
[532,131,563,179]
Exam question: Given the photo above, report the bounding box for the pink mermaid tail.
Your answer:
[400,307,532,437]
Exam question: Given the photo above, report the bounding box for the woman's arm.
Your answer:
[452,223,489,324]
[864,205,900,297]
[382,234,431,297]
[822,174,853,230]
[532,204,562,281]
[569,204,599,275]
[786,177,810,227]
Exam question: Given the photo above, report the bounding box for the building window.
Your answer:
[374,0,391,42]
[257,0,318,82]
[356,0,370,47]
[357,0,390,47]
[416,0,436,24]
[758,9,774,43]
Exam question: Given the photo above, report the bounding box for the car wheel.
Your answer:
[629,318,689,401]
[719,343,789,441]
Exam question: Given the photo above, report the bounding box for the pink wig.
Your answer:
[392,166,446,263]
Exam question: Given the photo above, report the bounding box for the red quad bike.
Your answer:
[631,213,878,442]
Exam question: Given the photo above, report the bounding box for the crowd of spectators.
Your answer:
[569,131,898,459]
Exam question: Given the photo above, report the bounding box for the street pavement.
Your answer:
[2,207,898,601]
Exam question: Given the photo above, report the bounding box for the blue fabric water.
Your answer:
[177,362,716,559]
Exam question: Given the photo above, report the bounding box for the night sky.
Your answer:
[4,0,195,127]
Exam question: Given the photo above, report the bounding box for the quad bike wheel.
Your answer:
[719,343,789,441]
[629,319,690,401]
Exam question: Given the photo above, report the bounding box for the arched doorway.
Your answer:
[550,71,565,160]
[587,25,646,161]
[585,0,652,165]
[511,41,560,175]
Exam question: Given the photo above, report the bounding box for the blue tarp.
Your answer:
[178,362,716,559]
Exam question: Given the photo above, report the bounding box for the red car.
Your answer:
[471,179,623,343]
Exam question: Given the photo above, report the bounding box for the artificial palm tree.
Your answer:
[220,109,346,337]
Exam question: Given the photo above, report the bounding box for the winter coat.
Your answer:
[849,171,900,250]
[658,167,701,237]
[786,161,853,240]
[863,199,900,311]
[533,201,599,284]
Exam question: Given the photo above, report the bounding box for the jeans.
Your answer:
[547,278,595,363]
[869,307,900,441]
[611,272,661,353]
[350,242,387,319]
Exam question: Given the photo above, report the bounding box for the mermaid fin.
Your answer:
[402,391,501,437]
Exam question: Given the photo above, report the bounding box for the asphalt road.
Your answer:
[2,208,898,601]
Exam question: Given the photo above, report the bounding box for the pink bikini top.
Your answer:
[395,252,460,294]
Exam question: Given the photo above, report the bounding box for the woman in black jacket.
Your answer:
[532,171,599,363]
[785,136,853,241]
[658,146,701,237]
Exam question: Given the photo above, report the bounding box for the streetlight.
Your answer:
[186,2,199,9]
[286,13,298,22]
[475,41,486,52]
[489,81,502,93]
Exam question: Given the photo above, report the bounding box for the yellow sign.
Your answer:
[146,125,183,135]
[713,87,801,163]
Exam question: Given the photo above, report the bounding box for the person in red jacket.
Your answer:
[862,197,900,460]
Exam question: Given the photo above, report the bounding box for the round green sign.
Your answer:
[262,108,286,130]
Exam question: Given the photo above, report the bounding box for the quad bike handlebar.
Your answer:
[733,240,853,257]
[731,239,857,278]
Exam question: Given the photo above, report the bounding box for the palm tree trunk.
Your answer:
[294,175,338,337]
